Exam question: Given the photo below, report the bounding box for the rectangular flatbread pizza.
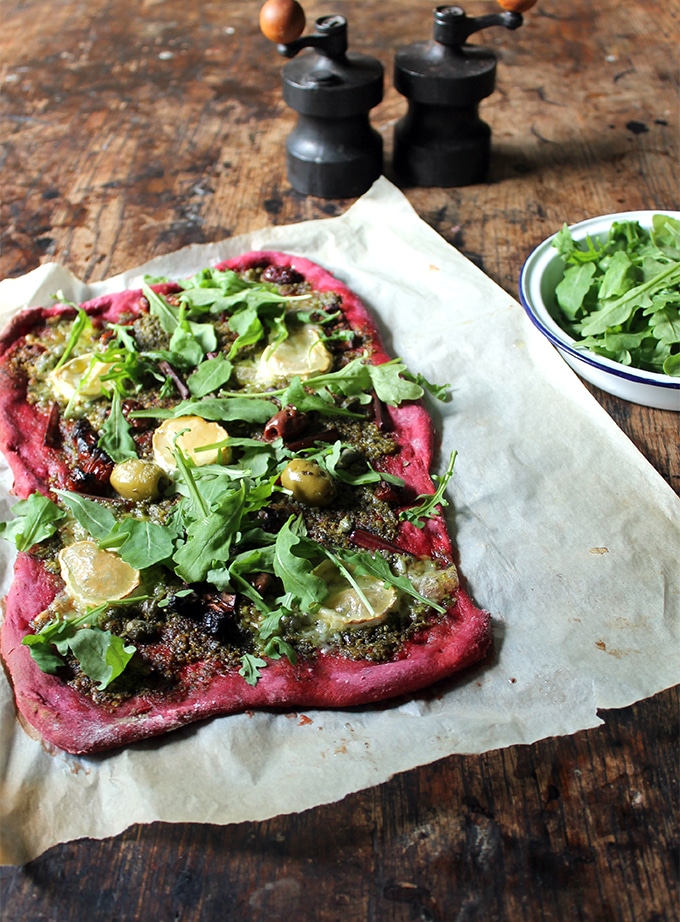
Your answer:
[0,252,492,754]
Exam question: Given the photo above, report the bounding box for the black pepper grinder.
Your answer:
[259,1,384,199]
[393,5,526,188]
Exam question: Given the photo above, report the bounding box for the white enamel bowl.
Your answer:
[519,211,680,412]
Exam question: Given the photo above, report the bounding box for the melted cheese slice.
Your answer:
[59,541,140,609]
[152,415,231,473]
[256,325,332,387]
[313,560,398,633]
[49,353,116,402]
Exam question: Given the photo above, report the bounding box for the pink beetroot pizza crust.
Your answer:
[0,252,492,754]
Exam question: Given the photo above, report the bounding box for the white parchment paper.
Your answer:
[1,179,678,865]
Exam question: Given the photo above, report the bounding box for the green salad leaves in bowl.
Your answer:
[519,211,680,411]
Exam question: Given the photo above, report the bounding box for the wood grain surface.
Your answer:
[1,0,678,918]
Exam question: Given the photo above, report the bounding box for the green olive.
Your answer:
[280,459,336,507]
[110,459,165,501]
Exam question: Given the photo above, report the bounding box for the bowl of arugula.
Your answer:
[519,211,680,411]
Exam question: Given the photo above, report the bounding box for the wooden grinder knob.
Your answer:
[496,0,538,12]
[259,0,306,44]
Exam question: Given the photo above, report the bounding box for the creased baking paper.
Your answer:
[1,178,678,865]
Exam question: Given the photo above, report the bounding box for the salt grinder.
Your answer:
[393,5,524,187]
[261,7,384,199]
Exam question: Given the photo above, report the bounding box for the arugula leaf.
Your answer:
[102,518,177,570]
[97,339,163,396]
[54,308,93,370]
[295,306,342,326]
[598,249,635,301]
[651,214,680,258]
[23,600,142,688]
[239,652,267,686]
[175,461,255,506]
[98,390,138,463]
[400,450,457,528]
[25,607,97,648]
[273,516,326,612]
[337,547,446,614]
[369,360,425,405]
[231,438,287,478]
[106,322,139,354]
[172,445,210,519]
[555,263,596,320]
[187,355,234,398]
[173,484,247,583]
[131,396,275,424]
[55,491,117,540]
[67,628,136,690]
[406,372,451,402]
[230,543,277,580]
[163,301,219,370]
[258,607,287,640]
[277,377,363,418]
[168,324,205,368]
[664,352,680,375]
[0,493,65,551]
[293,356,374,404]
[226,545,277,612]
[142,283,180,334]
[313,440,405,488]
[552,225,602,264]
[184,316,218,355]
[226,304,265,360]
[22,635,65,673]
[262,635,297,664]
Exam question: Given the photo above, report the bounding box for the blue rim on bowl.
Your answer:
[518,211,680,412]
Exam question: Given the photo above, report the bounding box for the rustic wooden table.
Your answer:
[1,0,678,918]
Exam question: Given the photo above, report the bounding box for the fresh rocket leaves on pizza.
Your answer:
[0,251,492,754]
